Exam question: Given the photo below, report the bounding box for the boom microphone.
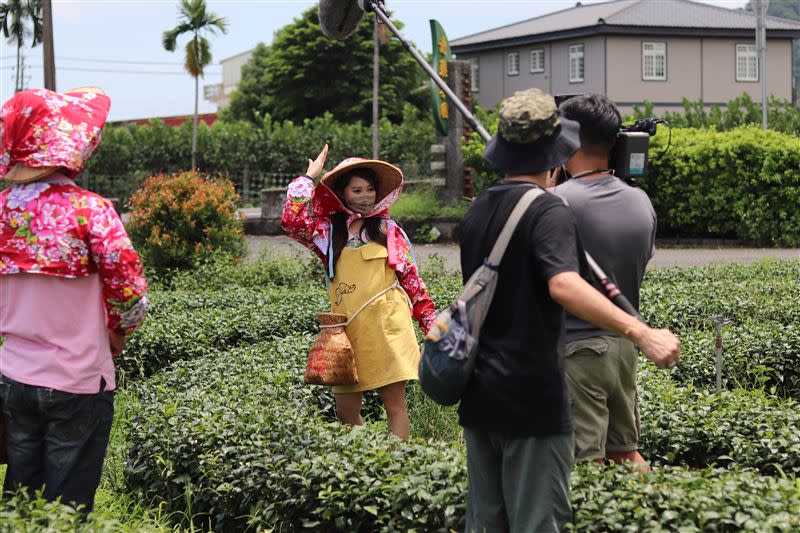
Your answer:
[315,0,641,322]
[318,0,365,40]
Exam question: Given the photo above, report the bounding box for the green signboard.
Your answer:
[430,19,452,136]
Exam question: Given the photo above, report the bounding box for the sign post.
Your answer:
[430,20,452,136]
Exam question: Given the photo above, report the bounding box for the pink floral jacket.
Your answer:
[0,176,148,335]
[281,175,436,333]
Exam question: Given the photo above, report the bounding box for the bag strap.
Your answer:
[320,281,410,329]
[487,186,545,267]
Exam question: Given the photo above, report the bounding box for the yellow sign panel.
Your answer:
[430,20,453,136]
[438,59,448,78]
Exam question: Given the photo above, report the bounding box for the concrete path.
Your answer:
[246,235,800,271]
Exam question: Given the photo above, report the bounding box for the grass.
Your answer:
[94,391,181,531]
[389,188,469,220]
[408,383,464,445]
[0,390,184,532]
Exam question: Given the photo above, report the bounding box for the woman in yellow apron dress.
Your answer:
[281,145,437,439]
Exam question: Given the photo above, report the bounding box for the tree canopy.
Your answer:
[224,7,428,124]
[745,0,799,19]
[0,0,42,92]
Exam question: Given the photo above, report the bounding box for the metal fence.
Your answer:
[79,164,436,212]
[78,170,300,210]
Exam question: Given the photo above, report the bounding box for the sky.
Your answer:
[0,0,749,121]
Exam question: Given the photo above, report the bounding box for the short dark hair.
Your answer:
[559,94,621,159]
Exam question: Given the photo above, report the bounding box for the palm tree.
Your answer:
[162,0,228,169]
[0,0,42,93]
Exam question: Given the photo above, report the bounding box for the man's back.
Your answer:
[458,181,581,437]
[553,176,656,342]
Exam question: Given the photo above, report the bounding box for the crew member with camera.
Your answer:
[552,94,659,467]
[458,89,679,532]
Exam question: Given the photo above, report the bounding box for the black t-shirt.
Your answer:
[458,181,582,437]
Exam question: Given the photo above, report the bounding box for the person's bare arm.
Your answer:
[108,329,127,357]
[548,271,680,368]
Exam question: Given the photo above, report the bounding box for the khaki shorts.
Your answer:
[565,336,640,461]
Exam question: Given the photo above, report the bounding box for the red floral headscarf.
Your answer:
[0,87,111,180]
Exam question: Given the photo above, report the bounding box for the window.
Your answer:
[507,52,520,76]
[736,43,758,81]
[642,42,667,80]
[530,48,545,73]
[569,44,584,83]
[470,58,480,93]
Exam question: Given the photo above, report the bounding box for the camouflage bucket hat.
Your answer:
[484,88,580,176]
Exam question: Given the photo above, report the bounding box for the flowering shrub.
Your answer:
[126,171,245,274]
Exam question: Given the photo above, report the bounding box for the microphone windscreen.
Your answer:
[319,0,365,40]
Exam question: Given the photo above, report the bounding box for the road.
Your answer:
[246,235,800,271]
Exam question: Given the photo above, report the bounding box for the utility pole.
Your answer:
[17,53,28,92]
[754,0,769,129]
[42,0,56,90]
[372,13,380,159]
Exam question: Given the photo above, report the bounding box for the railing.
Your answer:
[77,161,435,211]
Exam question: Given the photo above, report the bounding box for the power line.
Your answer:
[0,65,222,76]
[1,55,221,68]
[57,56,221,67]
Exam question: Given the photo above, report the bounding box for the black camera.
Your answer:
[554,94,669,184]
[611,118,668,183]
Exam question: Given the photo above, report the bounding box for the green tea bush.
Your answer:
[159,250,325,291]
[126,337,800,531]
[570,463,800,532]
[0,490,122,532]
[125,338,466,532]
[122,252,463,381]
[669,322,800,399]
[639,367,800,475]
[641,262,800,332]
[639,262,800,397]
[126,171,246,275]
[119,287,326,380]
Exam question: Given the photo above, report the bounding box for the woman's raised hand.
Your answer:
[306,144,329,180]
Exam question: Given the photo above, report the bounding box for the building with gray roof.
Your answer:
[450,0,800,113]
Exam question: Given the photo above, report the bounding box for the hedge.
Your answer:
[463,114,800,245]
[632,93,800,136]
[643,126,800,245]
[126,336,800,531]
[87,106,436,205]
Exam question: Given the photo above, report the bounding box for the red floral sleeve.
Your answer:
[280,176,327,262]
[85,197,148,336]
[386,221,436,333]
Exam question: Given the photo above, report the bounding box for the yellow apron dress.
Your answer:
[328,241,420,394]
